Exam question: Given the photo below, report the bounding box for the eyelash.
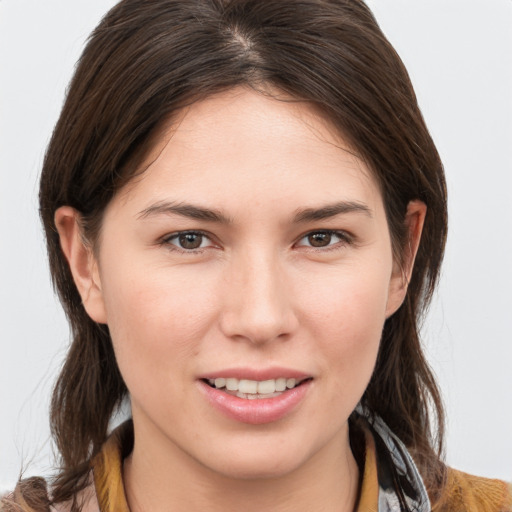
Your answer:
[160,230,215,253]
[159,229,353,253]
[295,230,353,251]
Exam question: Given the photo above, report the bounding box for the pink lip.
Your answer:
[198,377,312,425]
[199,367,310,381]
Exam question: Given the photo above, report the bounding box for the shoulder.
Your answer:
[0,477,50,512]
[0,477,99,512]
[434,467,512,512]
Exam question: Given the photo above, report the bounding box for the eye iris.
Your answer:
[179,233,202,249]
[308,232,331,247]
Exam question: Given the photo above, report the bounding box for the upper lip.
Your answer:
[199,367,312,381]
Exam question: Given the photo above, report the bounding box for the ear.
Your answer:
[385,200,427,318]
[54,206,108,324]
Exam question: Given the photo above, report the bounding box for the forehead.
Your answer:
[113,87,382,217]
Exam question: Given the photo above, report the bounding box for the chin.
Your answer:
[205,453,306,481]
[191,431,322,481]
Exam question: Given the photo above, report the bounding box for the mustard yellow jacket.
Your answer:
[71,421,512,511]
[3,419,511,511]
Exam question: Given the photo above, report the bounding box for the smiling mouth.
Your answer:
[202,377,312,399]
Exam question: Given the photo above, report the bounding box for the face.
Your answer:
[65,88,413,480]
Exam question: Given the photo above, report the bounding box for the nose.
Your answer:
[219,250,298,345]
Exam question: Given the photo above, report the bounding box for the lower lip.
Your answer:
[199,380,312,425]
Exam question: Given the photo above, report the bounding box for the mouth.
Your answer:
[202,376,312,400]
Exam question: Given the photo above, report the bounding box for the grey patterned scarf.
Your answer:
[357,407,431,512]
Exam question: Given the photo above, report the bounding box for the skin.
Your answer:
[56,87,425,512]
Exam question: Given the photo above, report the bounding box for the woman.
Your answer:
[2,1,511,511]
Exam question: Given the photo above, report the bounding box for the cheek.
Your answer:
[98,258,220,388]
[299,258,391,336]
[297,263,390,394]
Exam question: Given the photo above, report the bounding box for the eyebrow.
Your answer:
[293,201,372,223]
[137,201,232,224]
[137,200,371,224]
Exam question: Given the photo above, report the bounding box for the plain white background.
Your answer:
[1,0,511,490]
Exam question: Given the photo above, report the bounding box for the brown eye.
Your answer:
[296,230,350,250]
[308,232,332,247]
[163,230,216,252]
[178,232,204,249]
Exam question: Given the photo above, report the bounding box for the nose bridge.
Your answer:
[220,247,296,344]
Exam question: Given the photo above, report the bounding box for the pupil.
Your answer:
[179,233,202,249]
[309,232,331,247]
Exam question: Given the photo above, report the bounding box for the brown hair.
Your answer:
[38,0,447,509]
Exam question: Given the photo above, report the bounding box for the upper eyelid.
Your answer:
[161,229,213,242]
[159,230,218,251]
[294,229,353,244]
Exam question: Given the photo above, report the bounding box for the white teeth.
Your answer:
[225,378,238,391]
[275,378,287,392]
[257,379,276,394]
[239,379,258,394]
[286,378,296,389]
[235,391,283,399]
[214,377,226,388]
[209,377,304,395]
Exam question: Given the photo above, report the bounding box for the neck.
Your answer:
[123,419,360,512]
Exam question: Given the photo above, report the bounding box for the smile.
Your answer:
[199,372,313,424]
[204,377,309,399]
